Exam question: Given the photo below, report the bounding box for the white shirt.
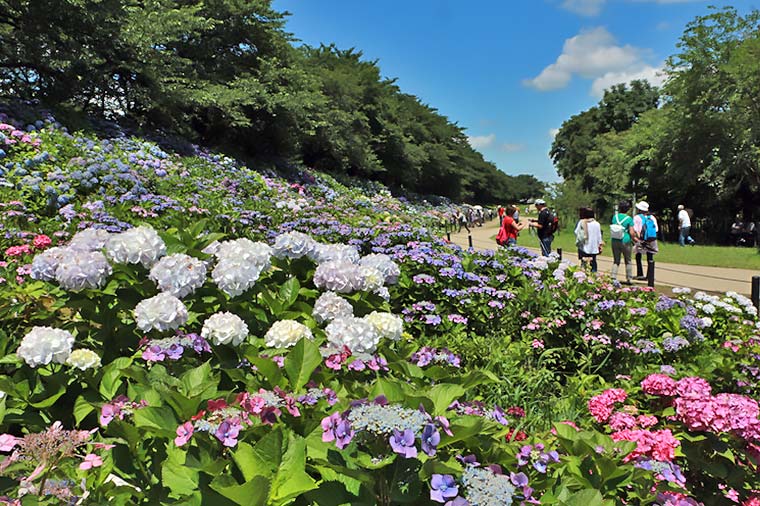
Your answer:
[678,209,691,228]
[576,219,603,255]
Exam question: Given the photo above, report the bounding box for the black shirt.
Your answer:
[537,208,553,238]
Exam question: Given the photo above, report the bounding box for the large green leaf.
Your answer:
[233,429,283,481]
[283,338,321,390]
[210,475,270,506]
[270,433,318,504]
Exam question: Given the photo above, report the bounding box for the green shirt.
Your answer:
[612,213,634,244]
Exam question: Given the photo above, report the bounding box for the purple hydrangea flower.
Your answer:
[430,474,459,503]
[389,429,418,459]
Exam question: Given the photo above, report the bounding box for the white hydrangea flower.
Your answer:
[134,292,188,332]
[313,291,354,324]
[325,317,380,354]
[356,266,385,292]
[201,312,249,346]
[701,317,713,328]
[214,238,272,267]
[313,260,359,293]
[364,311,403,341]
[66,349,102,370]
[360,254,400,284]
[68,228,111,251]
[264,320,313,348]
[17,327,75,367]
[272,231,317,259]
[212,258,263,297]
[55,250,112,291]
[149,253,207,298]
[106,225,166,268]
[310,243,360,264]
[375,286,391,301]
[30,246,70,281]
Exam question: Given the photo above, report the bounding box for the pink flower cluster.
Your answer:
[588,388,627,423]
[641,374,677,396]
[609,412,659,431]
[611,428,680,462]
[100,395,148,426]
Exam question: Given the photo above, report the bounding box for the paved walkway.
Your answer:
[446,219,758,296]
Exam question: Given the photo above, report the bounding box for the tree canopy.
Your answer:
[0,0,541,203]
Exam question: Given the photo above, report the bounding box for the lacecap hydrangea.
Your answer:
[134,292,188,332]
[325,317,380,354]
[264,320,313,348]
[313,291,354,324]
[201,312,249,346]
[17,327,75,367]
[149,253,207,298]
[106,225,166,268]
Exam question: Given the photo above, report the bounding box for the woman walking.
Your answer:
[633,201,658,282]
[575,207,604,273]
[496,205,524,247]
[610,201,636,285]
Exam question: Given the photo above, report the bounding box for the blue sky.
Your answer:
[273,0,758,182]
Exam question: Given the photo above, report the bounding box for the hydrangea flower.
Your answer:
[430,474,459,503]
[313,260,359,293]
[68,228,111,251]
[134,292,188,332]
[313,291,354,324]
[364,311,403,341]
[360,253,400,284]
[106,225,166,268]
[210,239,271,297]
[264,320,313,348]
[311,243,360,264]
[17,326,75,367]
[272,231,317,259]
[66,349,102,370]
[325,317,380,354]
[201,312,249,346]
[461,465,516,505]
[149,253,207,298]
[30,246,69,281]
[54,250,112,291]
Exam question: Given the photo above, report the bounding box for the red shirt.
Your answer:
[498,207,505,217]
[502,216,518,240]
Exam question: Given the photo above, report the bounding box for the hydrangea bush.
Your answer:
[1,106,759,504]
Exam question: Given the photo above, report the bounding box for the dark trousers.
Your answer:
[635,252,654,278]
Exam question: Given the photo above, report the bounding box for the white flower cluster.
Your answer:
[311,243,360,264]
[134,292,188,332]
[672,287,692,295]
[211,238,272,297]
[364,311,403,341]
[264,320,313,349]
[106,225,166,268]
[68,228,111,251]
[275,199,308,213]
[359,254,400,285]
[529,257,550,271]
[30,246,69,281]
[313,291,354,324]
[17,327,75,367]
[54,250,112,291]
[66,349,102,370]
[694,291,745,315]
[149,253,207,298]
[201,312,249,346]
[313,261,384,294]
[272,231,317,260]
[726,291,758,316]
[325,317,380,354]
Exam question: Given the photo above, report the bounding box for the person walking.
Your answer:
[498,206,505,226]
[677,204,695,246]
[633,201,658,281]
[528,199,554,256]
[610,201,636,284]
[574,207,603,273]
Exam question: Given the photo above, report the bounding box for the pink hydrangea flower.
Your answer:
[175,422,194,446]
[641,374,677,397]
[588,389,627,423]
[79,453,103,470]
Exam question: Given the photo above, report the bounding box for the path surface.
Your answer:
[447,219,758,296]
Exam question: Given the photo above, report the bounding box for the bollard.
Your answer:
[468,234,473,248]
[557,248,562,261]
[446,232,450,242]
[752,276,760,309]
[647,261,655,288]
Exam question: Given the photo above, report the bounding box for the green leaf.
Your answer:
[270,433,318,504]
[427,384,465,415]
[210,475,270,506]
[233,429,283,481]
[279,277,300,309]
[73,395,95,425]
[133,406,177,437]
[30,383,66,408]
[162,450,199,498]
[562,489,605,506]
[99,357,134,399]
[283,338,321,390]
[180,361,213,396]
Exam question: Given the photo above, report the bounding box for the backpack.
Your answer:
[640,214,657,241]
[610,214,625,240]
[574,221,587,248]
[549,210,560,234]
[496,223,508,246]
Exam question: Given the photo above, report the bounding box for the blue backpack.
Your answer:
[640,214,657,241]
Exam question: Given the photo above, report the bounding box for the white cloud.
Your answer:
[467,134,495,149]
[499,143,525,153]
[549,128,560,140]
[590,64,667,97]
[524,28,645,91]
[561,0,606,16]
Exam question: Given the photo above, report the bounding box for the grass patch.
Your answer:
[535,227,760,270]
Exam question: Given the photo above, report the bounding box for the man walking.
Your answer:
[528,199,554,256]
[677,204,695,246]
